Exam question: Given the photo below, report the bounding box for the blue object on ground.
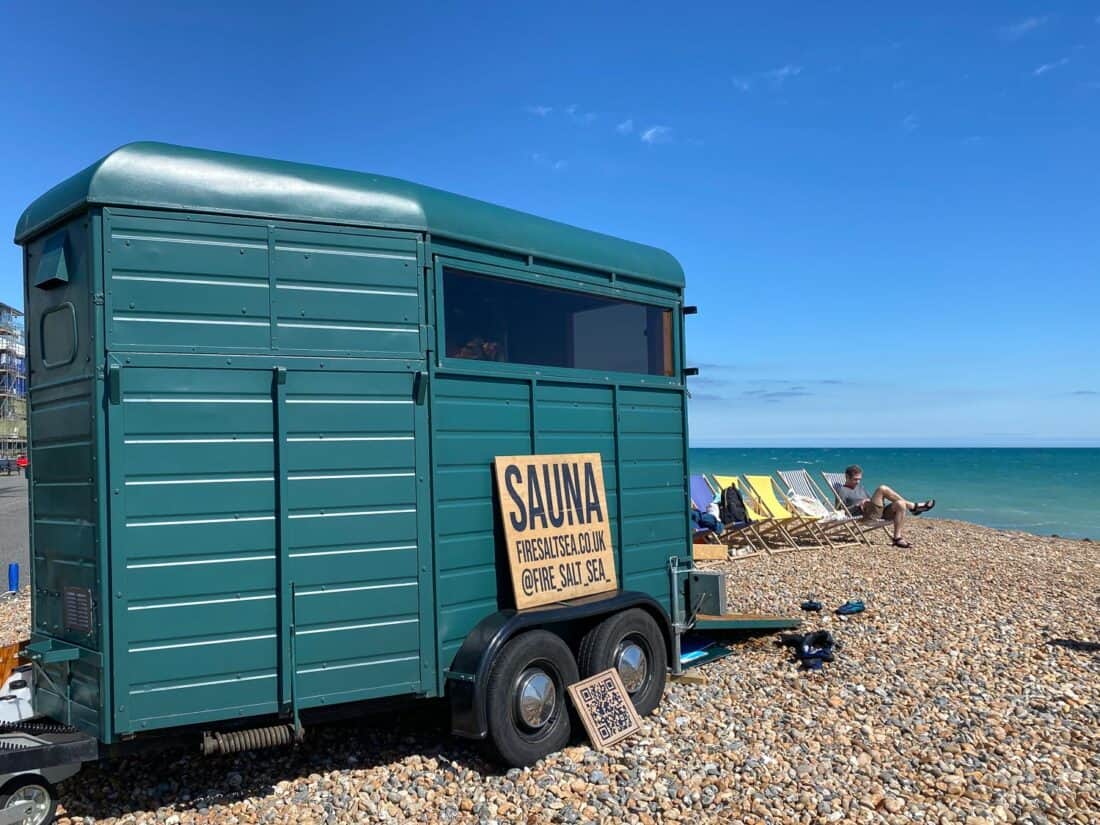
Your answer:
[836,599,865,615]
[7,562,18,592]
[801,599,822,612]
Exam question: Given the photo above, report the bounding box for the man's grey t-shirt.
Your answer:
[836,482,869,515]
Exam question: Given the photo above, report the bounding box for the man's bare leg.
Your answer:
[889,503,906,540]
[871,485,915,510]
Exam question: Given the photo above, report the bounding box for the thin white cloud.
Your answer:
[901,113,919,133]
[530,152,567,171]
[640,126,672,144]
[732,64,803,93]
[616,118,634,135]
[762,64,802,83]
[1033,57,1070,76]
[565,104,597,124]
[525,105,552,117]
[998,16,1048,42]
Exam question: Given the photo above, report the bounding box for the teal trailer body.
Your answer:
[15,143,691,745]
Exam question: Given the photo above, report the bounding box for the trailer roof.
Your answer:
[15,142,684,288]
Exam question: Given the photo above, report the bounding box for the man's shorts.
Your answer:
[861,500,884,521]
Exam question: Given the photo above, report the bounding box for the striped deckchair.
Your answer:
[689,474,761,558]
[821,471,893,542]
[777,469,864,545]
[742,474,831,548]
[689,474,723,547]
[711,474,798,553]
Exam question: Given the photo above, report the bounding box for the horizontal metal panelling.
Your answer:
[273,226,420,355]
[286,367,421,702]
[432,376,529,665]
[106,214,423,356]
[534,383,619,554]
[616,388,687,607]
[108,215,271,350]
[114,365,422,732]
[432,377,686,674]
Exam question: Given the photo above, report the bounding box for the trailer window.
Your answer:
[443,268,674,376]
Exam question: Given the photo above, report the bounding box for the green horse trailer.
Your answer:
[4,142,709,821]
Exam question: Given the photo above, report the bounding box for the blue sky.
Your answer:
[2,3,1098,446]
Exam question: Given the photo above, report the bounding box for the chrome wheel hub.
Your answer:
[615,640,648,693]
[4,784,51,825]
[515,668,556,729]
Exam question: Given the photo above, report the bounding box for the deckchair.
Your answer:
[711,474,798,553]
[821,471,893,542]
[689,474,761,558]
[777,469,864,545]
[741,474,832,548]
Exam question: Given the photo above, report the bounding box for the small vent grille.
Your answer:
[62,587,93,634]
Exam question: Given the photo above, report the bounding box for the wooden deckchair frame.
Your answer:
[777,469,864,545]
[710,474,800,554]
[821,471,894,543]
[742,474,833,549]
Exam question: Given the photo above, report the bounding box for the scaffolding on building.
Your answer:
[0,303,26,457]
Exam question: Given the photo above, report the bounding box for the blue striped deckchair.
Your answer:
[689,474,761,558]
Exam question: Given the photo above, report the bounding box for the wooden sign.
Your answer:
[567,669,642,750]
[493,452,618,610]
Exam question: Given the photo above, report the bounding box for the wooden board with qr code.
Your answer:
[566,669,642,750]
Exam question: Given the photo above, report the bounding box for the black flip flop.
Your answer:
[892,537,912,548]
[912,499,936,515]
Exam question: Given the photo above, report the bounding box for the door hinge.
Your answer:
[93,293,105,306]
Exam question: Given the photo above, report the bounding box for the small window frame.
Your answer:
[40,301,79,369]
[433,255,681,386]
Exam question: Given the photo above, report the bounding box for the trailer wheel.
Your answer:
[578,608,667,717]
[0,774,59,825]
[485,630,578,767]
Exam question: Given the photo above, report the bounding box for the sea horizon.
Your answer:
[688,446,1099,541]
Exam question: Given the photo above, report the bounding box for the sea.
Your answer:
[688,448,1100,541]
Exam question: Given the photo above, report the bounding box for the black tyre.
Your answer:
[0,774,59,825]
[485,629,579,767]
[578,608,667,717]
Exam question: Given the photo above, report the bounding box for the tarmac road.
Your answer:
[0,474,29,577]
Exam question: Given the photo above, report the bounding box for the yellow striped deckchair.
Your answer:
[741,474,831,548]
[711,474,798,553]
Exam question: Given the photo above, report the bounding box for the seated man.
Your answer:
[835,464,934,548]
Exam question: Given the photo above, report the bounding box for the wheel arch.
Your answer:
[446,590,672,740]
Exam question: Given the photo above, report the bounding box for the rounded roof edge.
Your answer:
[14,142,685,289]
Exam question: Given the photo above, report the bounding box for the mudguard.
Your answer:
[446,590,672,739]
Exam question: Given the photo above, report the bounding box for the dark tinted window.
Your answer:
[443,268,674,376]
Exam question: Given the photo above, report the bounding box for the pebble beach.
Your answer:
[5,518,1098,824]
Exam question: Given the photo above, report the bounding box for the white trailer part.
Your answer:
[0,666,96,824]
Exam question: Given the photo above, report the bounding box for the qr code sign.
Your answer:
[567,668,642,750]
